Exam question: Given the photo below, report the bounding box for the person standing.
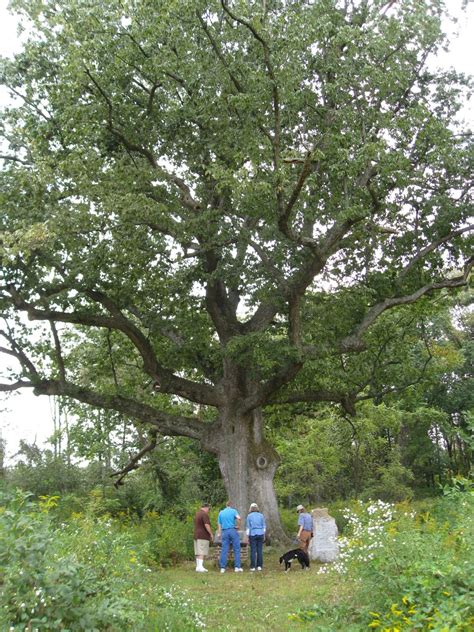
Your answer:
[296,504,313,553]
[194,503,213,572]
[245,502,266,571]
[217,500,243,573]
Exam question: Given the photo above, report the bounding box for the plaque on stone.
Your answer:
[308,507,339,563]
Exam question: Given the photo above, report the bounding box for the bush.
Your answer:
[278,506,297,539]
[0,489,204,630]
[0,490,126,630]
[319,492,474,631]
[360,457,414,503]
[137,511,195,566]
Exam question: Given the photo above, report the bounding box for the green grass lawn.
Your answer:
[152,549,358,631]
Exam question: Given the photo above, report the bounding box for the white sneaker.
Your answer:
[196,568,208,572]
[235,567,243,572]
[250,568,256,572]
[257,567,262,571]
[220,568,226,573]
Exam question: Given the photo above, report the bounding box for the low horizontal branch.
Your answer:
[30,378,209,441]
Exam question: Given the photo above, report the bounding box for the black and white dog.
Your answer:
[279,549,310,571]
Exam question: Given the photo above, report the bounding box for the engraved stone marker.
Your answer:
[308,507,339,563]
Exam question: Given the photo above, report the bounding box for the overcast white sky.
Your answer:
[0,0,473,462]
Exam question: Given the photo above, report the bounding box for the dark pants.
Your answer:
[249,534,264,568]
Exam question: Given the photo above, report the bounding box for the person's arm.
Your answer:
[262,515,266,541]
[204,516,213,539]
[217,514,222,538]
[235,512,241,529]
[297,516,303,539]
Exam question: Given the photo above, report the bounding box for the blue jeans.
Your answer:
[220,528,241,569]
[249,534,264,568]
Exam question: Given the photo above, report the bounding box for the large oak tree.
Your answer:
[1,0,472,538]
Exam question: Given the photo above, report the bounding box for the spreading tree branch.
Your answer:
[84,68,201,212]
[28,377,211,442]
[6,286,221,407]
[341,259,472,352]
[111,430,160,487]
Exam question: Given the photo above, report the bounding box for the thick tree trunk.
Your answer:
[209,407,290,544]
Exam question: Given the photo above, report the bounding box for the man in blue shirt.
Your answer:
[296,504,313,553]
[217,501,243,573]
[245,502,266,571]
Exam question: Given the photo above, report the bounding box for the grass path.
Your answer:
[153,549,357,631]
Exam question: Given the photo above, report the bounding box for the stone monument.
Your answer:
[308,507,339,563]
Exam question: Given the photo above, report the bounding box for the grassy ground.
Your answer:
[153,548,357,631]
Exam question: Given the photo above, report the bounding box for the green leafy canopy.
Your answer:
[0,0,472,436]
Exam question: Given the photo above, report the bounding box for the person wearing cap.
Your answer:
[296,504,313,553]
[217,501,243,573]
[245,503,266,571]
[193,503,213,572]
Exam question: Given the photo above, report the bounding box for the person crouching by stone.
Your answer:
[217,500,243,573]
[296,504,313,553]
[194,503,213,572]
[246,502,266,571]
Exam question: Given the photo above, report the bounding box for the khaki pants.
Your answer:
[298,529,311,553]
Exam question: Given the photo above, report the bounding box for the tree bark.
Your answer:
[208,407,290,543]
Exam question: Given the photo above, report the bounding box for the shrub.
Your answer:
[0,489,205,630]
[279,506,297,540]
[134,510,195,567]
[321,493,474,631]
[0,489,124,630]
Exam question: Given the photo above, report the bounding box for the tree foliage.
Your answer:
[0,0,472,528]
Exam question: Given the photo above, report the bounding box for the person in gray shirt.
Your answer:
[296,504,313,553]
